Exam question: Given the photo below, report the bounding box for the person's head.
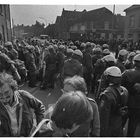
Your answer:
[103,49,110,56]
[0,72,18,105]
[85,42,92,52]
[103,66,122,86]
[102,44,109,50]
[63,75,87,95]
[27,45,35,53]
[58,45,65,53]
[72,49,83,63]
[133,54,140,68]
[127,52,136,62]
[93,47,102,56]
[48,45,56,54]
[66,48,74,58]
[51,91,93,134]
[118,49,128,62]
[4,42,13,50]
[102,54,116,67]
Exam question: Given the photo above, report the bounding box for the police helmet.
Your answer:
[4,41,12,47]
[128,52,136,59]
[102,44,109,50]
[71,45,77,50]
[80,43,86,48]
[86,42,91,49]
[133,54,140,62]
[104,66,121,77]
[103,49,110,55]
[93,47,102,54]
[118,49,128,57]
[67,48,74,54]
[103,55,116,63]
[73,49,83,57]
[136,50,140,54]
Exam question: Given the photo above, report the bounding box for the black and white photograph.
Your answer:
[0,0,140,137]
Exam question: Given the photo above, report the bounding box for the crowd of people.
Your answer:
[0,37,140,137]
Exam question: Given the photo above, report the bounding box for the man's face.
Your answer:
[0,84,14,105]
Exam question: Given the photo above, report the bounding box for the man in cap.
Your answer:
[122,54,140,136]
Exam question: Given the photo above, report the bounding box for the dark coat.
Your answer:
[0,90,45,137]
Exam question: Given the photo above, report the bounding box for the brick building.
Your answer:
[54,7,125,41]
[0,5,12,42]
[124,5,140,42]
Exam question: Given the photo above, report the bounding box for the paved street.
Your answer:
[20,82,63,109]
[20,82,140,137]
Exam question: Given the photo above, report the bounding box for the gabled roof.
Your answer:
[124,5,140,12]
[78,7,113,22]
[55,16,61,24]
[61,9,83,19]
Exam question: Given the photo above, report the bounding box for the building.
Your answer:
[54,7,125,41]
[0,5,12,42]
[124,5,140,42]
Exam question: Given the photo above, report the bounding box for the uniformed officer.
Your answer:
[99,66,128,136]
[116,49,128,73]
[122,54,140,136]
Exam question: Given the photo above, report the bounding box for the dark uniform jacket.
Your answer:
[25,52,36,72]
[99,86,127,136]
[63,58,83,78]
[0,90,45,137]
[122,68,140,109]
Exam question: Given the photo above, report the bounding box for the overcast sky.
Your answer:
[10,5,131,26]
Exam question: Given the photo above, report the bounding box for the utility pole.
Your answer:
[112,5,115,39]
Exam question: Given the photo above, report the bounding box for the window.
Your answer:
[129,15,135,27]
[0,5,2,14]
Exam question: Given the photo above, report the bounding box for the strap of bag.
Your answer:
[30,119,50,137]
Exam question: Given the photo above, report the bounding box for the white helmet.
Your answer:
[118,49,128,56]
[136,50,140,54]
[81,43,86,48]
[104,66,121,77]
[73,49,83,57]
[133,54,140,62]
[102,55,116,62]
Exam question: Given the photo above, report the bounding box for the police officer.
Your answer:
[63,49,83,79]
[83,42,93,94]
[116,49,128,73]
[41,45,57,89]
[93,55,116,97]
[99,66,128,136]
[125,52,136,69]
[122,54,140,136]
[0,52,21,82]
[4,42,18,60]
[25,45,37,87]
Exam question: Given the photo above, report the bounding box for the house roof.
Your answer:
[77,7,113,22]
[61,9,83,19]
[55,16,61,24]
[124,5,140,12]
